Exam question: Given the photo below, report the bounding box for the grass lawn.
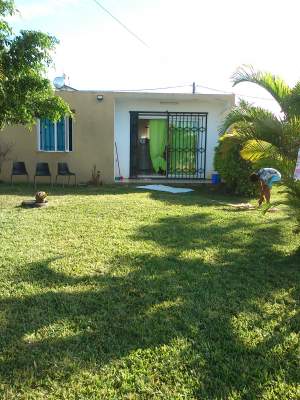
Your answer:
[0,183,299,399]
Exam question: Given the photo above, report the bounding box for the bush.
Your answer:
[214,133,258,196]
[285,180,300,233]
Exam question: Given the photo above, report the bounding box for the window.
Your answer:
[38,117,73,152]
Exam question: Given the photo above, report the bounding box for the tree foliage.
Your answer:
[219,65,300,230]
[214,132,258,196]
[0,0,70,129]
[232,66,291,114]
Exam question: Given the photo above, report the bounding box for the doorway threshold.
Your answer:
[137,175,166,179]
[116,178,210,184]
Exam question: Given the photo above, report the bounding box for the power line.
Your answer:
[196,84,275,101]
[117,84,191,92]
[94,80,277,102]
[92,0,150,48]
[90,1,274,102]
[115,82,276,102]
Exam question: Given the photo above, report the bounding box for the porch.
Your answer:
[114,92,234,183]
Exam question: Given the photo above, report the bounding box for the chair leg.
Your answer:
[55,175,58,185]
[68,175,70,186]
[74,175,77,186]
[11,175,13,185]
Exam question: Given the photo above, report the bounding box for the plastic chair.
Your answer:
[34,162,52,187]
[11,161,29,184]
[55,162,76,186]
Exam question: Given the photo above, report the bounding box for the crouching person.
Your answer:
[250,168,281,206]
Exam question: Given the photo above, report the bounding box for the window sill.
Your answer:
[37,150,71,153]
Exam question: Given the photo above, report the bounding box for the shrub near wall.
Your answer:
[214,133,258,196]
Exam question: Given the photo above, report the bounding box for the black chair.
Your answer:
[34,162,52,187]
[55,162,76,186]
[11,161,29,184]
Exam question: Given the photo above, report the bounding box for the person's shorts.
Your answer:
[267,176,281,188]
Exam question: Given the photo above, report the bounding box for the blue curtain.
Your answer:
[57,118,65,151]
[40,118,66,151]
[40,119,55,151]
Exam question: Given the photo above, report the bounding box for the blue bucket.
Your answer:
[211,172,220,185]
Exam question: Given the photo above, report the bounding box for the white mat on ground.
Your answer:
[136,184,194,194]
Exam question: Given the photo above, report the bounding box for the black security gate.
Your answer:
[167,112,207,179]
[130,111,207,179]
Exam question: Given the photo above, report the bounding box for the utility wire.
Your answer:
[117,84,191,92]
[92,0,150,48]
[87,1,276,102]
[92,78,276,101]
[90,1,274,101]
[115,82,275,102]
[196,84,275,101]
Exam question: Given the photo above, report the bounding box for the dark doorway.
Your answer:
[130,111,207,179]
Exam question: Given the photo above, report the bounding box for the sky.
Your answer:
[8,0,300,113]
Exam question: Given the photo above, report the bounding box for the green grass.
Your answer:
[0,183,299,400]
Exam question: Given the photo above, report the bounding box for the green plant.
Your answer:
[214,132,258,196]
[90,165,102,186]
[0,184,299,399]
[285,179,300,232]
[0,0,70,129]
[220,66,300,229]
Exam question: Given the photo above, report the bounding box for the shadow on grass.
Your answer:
[0,213,299,398]
[0,183,130,197]
[0,182,249,206]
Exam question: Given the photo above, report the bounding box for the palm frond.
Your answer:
[261,201,283,215]
[220,99,279,133]
[220,100,283,148]
[284,82,300,116]
[240,140,280,162]
[280,117,300,159]
[232,65,291,111]
[241,139,296,180]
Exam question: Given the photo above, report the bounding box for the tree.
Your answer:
[220,66,300,229]
[0,0,70,129]
[214,131,258,196]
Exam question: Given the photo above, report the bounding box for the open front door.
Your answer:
[129,111,139,178]
[130,111,207,179]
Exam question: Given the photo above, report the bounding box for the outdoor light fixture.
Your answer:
[96,95,104,101]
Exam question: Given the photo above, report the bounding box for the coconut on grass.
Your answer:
[21,191,48,208]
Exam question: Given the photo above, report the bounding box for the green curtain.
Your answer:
[149,119,167,173]
[170,127,197,174]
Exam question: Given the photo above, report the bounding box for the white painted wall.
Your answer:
[114,96,233,179]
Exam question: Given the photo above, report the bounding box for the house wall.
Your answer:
[0,91,115,184]
[115,97,233,179]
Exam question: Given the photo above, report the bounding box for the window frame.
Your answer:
[37,117,72,152]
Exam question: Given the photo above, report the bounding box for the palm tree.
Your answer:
[220,66,300,228]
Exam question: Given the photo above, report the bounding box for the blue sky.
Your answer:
[9,0,300,112]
